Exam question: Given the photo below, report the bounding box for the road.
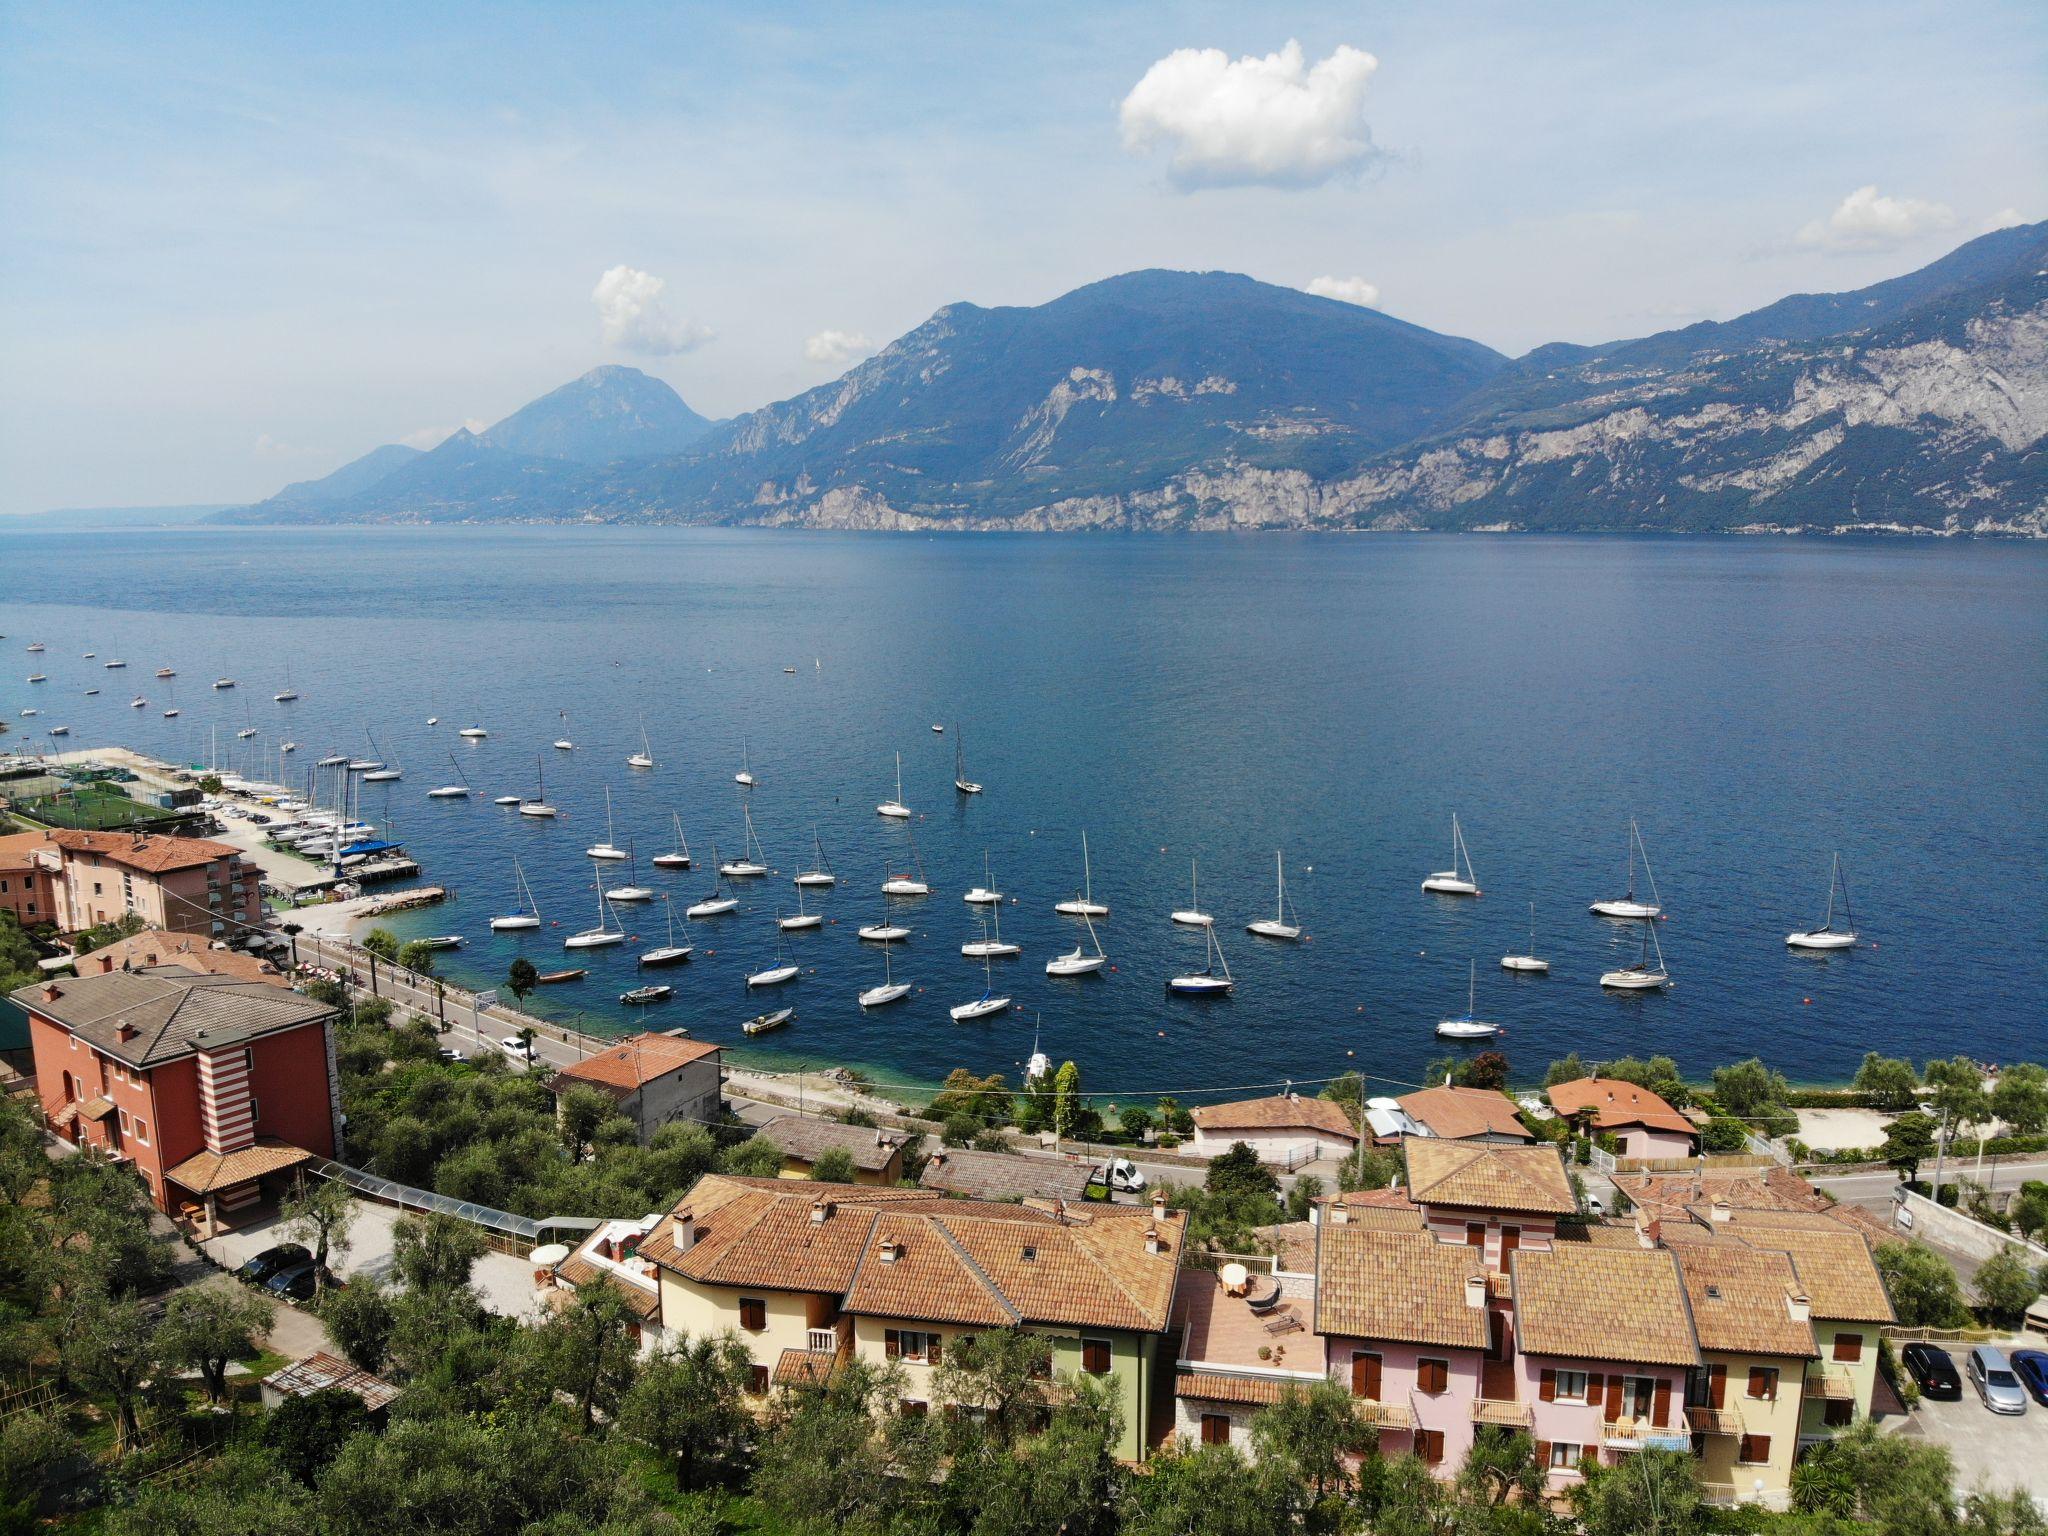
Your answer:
[1811,1158,2048,1204]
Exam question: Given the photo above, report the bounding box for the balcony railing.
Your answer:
[1805,1365,1855,1401]
[1602,1410,1690,1451]
[1470,1398,1533,1428]
[1692,1403,1744,1437]
[807,1328,837,1354]
[1351,1397,1414,1430]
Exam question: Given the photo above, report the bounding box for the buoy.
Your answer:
[1803,997,1812,1005]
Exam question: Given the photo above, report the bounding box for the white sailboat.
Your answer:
[1170,859,1212,927]
[734,738,756,787]
[961,905,1020,959]
[685,847,739,917]
[428,753,471,798]
[949,951,1011,1020]
[627,717,654,770]
[954,729,982,795]
[639,895,694,967]
[778,882,823,931]
[1435,960,1500,1037]
[1600,921,1672,991]
[794,829,835,888]
[586,786,628,860]
[1056,835,1109,916]
[964,850,1002,905]
[747,934,800,988]
[859,942,912,1008]
[651,812,692,870]
[881,828,931,896]
[361,731,402,782]
[1421,814,1481,896]
[1046,910,1107,976]
[564,863,627,949]
[605,842,655,903]
[1025,1025,1051,1085]
[553,711,573,751]
[1786,852,1858,950]
[490,857,543,931]
[519,754,559,817]
[273,666,298,703]
[1590,818,1664,919]
[1168,923,1234,995]
[858,897,912,943]
[458,724,487,739]
[719,806,768,877]
[1246,851,1303,940]
[1500,902,1549,973]
[877,751,912,819]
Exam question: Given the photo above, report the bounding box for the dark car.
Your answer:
[2012,1349,2048,1407]
[236,1243,311,1285]
[1901,1342,1963,1400]
[262,1260,320,1303]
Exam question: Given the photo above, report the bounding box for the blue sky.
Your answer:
[1,1,2041,514]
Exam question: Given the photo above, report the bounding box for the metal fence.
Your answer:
[302,1155,602,1251]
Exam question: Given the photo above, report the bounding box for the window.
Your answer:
[1200,1413,1231,1446]
[1465,1222,1486,1247]
[1547,1441,1581,1470]
[133,1119,148,1146]
[1822,1399,1853,1428]
[1554,1369,1589,1403]
[119,1109,131,1132]
[1416,1428,1446,1465]
[899,1399,927,1418]
[1746,1366,1779,1402]
[1737,1433,1773,1465]
[1416,1357,1450,1396]
[1832,1332,1863,1363]
[739,1298,767,1332]
[885,1330,941,1364]
[747,1365,769,1395]
[248,1096,259,1124]
[1350,1351,1382,1399]
[243,1048,255,1070]
[1080,1338,1112,1375]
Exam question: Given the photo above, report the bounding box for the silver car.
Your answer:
[1967,1346,2028,1415]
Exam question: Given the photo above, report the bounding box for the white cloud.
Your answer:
[252,433,319,458]
[804,329,878,366]
[398,419,486,450]
[1119,40,1382,190]
[1305,275,1381,307]
[592,265,713,355]
[1982,207,2027,232]
[1796,185,1956,253]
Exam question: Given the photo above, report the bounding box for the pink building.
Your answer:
[1546,1077,1698,1161]
[1402,1138,1577,1271]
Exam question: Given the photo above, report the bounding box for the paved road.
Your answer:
[1811,1158,2048,1204]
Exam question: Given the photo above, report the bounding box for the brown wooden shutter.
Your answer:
[1500,1226,1521,1260]
[1833,1332,1863,1363]
[1709,1364,1727,1409]
[1466,1222,1486,1247]
[884,1329,900,1359]
[927,1334,941,1364]
[1652,1378,1671,1427]
[1748,1366,1770,1400]
[1585,1371,1603,1404]
[1201,1413,1230,1445]
[1351,1351,1382,1399]
[1539,1368,1557,1402]
[1604,1375,1623,1421]
[1420,1358,1448,1395]
[1740,1433,1771,1464]
[740,1298,766,1331]
[1419,1429,1445,1464]
[1534,1440,1552,1470]
[748,1364,768,1395]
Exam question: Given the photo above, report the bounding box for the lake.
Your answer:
[4,525,2043,1106]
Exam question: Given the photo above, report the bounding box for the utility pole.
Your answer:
[1931,1108,1952,1201]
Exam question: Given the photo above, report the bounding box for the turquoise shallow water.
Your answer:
[4,525,2043,1104]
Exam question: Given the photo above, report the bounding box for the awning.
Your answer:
[162,1138,311,1194]
[77,1096,116,1122]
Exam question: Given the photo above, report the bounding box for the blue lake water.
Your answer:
[3,525,2043,1104]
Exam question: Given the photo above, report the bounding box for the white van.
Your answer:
[1095,1158,1147,1193]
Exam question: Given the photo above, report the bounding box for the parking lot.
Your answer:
[1893,1339,2048,1504]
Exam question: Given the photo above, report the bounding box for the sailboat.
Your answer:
[1435,960,1500,1037]
[719,806,768,877]
[1168,924,1234,995]
[685,846,739,917]
[627,717,654,770]
[236,700,258,739]
[1786,852,1858,950]
[1590,818,1664,919]
[273,665,298,703]
[964,850,1002,905]
[586,786,628,860]
[564,863,627,949]
[1500,902,1549,973]
[490,857,543,931]
[881,827,931,896]
[1046,910,1107,976]
[1600,921,1672,991]
[361,730,402,781]
[458,723,487,739]
[778,883,823,931]
[877,751,912,819]
[858,895,912,943]
[519,754,559,817]
[961,905,1020,958]
[604,842,655,902]
[954,729,982,795]
[793,829,835,888]
[949,951,1011,1020]
[859,941,912,1007]
[1055,832,1109,916]
[1025,1025,1051,1084]
[639,895,694,967]
[1421,814,1481,896]
[428,753,471,798]
[1246,851,1303,940]
[747,934,800,987]
[734,738,756,787]
[651,812,693,870]
[554,711,573,751]
[1170,859,1212,927]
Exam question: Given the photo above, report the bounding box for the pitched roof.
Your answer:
[1611,1165,1831,1224]
[1671,1243,1818,1359]
[1511,1244,1699,1368]
[47,828,243,874]
[162,1138,312,1193]
[557,1253,662,1320]
[1710,1213,1895,1324]
[80,929,285,986]
[1190,1094,1358,1142]
[759,1116,908,1172]
[1176,1371,1295,1406]
[263,1352,401,1412]
[774,1348,840,1388]
[1404,1140,1576,1215]
[1395,1085,1533,1141]
[1546,1078,1695,1136]
[919,1147,1095,1203]
[545,1032,721,1097]
[1316,1225,1490,1349]
[12,967,334,1068]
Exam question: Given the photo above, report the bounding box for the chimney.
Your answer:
[879,1237,902,1263]
[1151,1188,1168,1215]
[1709,1200,1731,1223]
[41,983,62,1004]
[1464,1273,1487,1309]
[673,1215,697,1251]
[116,1020,138,1043]
[98,955,114,974]
[1786,1291,1811,1322]
[811,1198,834,1224]
[875,1127,886,1148]
[1144,1226,1164,1256]
[1331,1202,1350,1225]
[1052,1198,1068,1225]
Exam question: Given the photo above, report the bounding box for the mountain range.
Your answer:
[226,222,2048,535]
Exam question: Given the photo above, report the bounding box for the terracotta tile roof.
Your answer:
[638,1175,926,1271]
[12,966,333,1067]
[162,1137,311,1193]
[1259,1220,1319,1274]
[80,929,284,986]
[919,1148,1095,1203]
[1559,1221,1648,1248]
[1321,1203,1426,1233]
[1612,1165,1829,1223]
[774,1348,840,1388]
[1190,1094,1358,1143]
[758,1116,907,1173]
[263,1351,400,1412]
[1396,1085,1533,1142]
[557,1253,663,1320]
[1404,1140,1576,1215]
[1545,1078,1695,1136]
[1511,1244,1699,1368]
[1175,1371,1293,1406]
[927,1203,1186,1332]
[1713,1214,1895,1325]
[48,828,243,875]
[545,1032,721,1097]
[1671,1243,1818,1359]
[1316,1224,1491,1349]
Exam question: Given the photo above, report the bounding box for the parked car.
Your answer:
[1966,1345,2028,1415]
[500,1033,535,1061]
[2011,1349,2048,1407]
[1900,1342,1963,1400]
[236,1243,310,1286]
[263,1260,321,1303]
[437,1045,465,1063]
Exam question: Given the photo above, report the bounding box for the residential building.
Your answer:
[0,832,59,925]
[1546,1077,1698,1161]
[1188,1092,1359,1164]
[637,1175,1187,1461]
[14,967,340,1225]
[542,1032,724,1144]
[1395,1084,1533,1144]
[757,1115,909,1184]
[1173,1267,1326,1452]
[919,1146,1095,1203]
[76,927,286,985]
[0,828,263,940]
[1402,1140,1578,1271]
[544,1214,669,1354]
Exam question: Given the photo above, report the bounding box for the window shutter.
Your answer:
[1534,1440,1552,1470]
[1708,1364,1726,1409]
[884,1329,900,1359]
[1834,1332,1863,1363]
[928,1335,941,1364]
[1351,1352,1382,1399]
[1539,1368,1557,1402]
[1585,1371,1603,1403]
[1466,1223,1486,1247]
[1748,1366,1770,1400]
[1201,1413,1229,1445]
[1603,1375,1623,1422]
[1652,1378,1671,1427]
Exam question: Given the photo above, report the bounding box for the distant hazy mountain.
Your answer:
[7,504,235,528]
[269,443,424,505]
[223,228,2048,534]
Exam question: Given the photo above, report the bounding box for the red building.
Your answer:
[14,966,341,1226]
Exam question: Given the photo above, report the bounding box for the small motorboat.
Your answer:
[1786,852,1859,951]
[1170,859,1212,927]
[23,643,43,652]
[412,935,465,952]
[1501,903,1550,973]
[1436,960,1499,1037]
[555,739,573,751]
[280,741,297,753]
[1168,924,1235,995]
[536,968,586,984]
[155,667,175,678]
[1421,813,1481,896]
[621,984,674,1005]
[81,652,94,659]
[426,716,439,725]
[783,666,797,674]
[932,723,944,732]
[742,1007,793,1035]
[877,752,912,819]
[17,708,34,717]
[494,794,522,806]
[1246,850,1303,941]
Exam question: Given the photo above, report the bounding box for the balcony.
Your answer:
[1470,1398,1533,1428]
[807,1328,839,1354]
[1602,1410,1691,1452]
[1805,1366,1855,1401]
[1692,1404,1744,1437]
[1351,1397,1414,1430]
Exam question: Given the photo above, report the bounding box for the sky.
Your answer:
[1,1,2041,515]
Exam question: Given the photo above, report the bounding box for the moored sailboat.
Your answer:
[651,812,693,870]
[1246,851,1303,940]
[489,857,543,931]
[1786,852,1859,950]
[1600,921,1672,991]
[1500,902,1549,973]
[1421,814,1481,896]
[719,806,768,877]
[564,864,627,950]
[586,786,628,860]
[1054,831,1108,916]
[1435,960,1500,1037]
[1590,818,1664,919]
[877,751,912,819]
[1046,910,1107,976]
[1168,923,1234,994]
[1170,859,1212,927]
